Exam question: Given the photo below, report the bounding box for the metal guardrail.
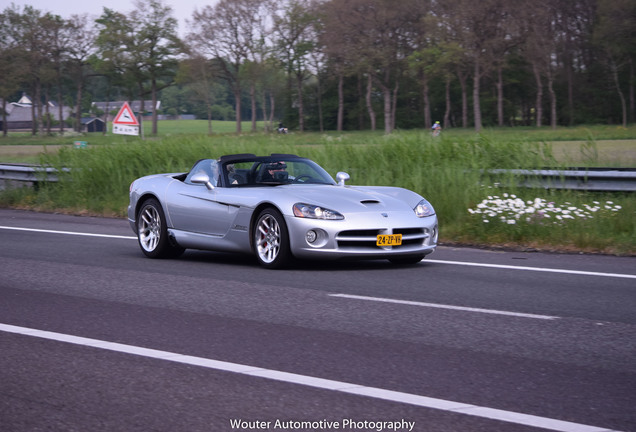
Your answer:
[487,168,636,192]
[1,164,635,192]
[0,164,65,184]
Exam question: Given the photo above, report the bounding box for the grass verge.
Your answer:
[1,125,634,255]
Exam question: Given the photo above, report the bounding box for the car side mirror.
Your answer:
[336,172,350,186]
[191,173,214,190]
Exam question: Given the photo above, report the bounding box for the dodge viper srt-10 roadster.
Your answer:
[128,153,437,268]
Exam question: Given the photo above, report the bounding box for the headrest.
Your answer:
[266,162,287,170]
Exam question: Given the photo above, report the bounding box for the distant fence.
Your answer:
[1,164,635,192]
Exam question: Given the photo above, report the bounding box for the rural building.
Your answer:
[80,117,106,133]
[0,95,72,131]
[91,100,161,121]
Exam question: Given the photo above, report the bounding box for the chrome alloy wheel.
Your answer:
[255,213,281,264]
[139,205,162,252]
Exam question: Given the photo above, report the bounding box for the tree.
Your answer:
[258,58,287,131]
[0,6,27,136]
[189,0,267,133]
[594,0,636,126]
[319,0,360,131]
[322,0,421,134]
[4,0,635,137]
[522,0,560,128]
[441,0,515,132]
[407,9,436,130]
[5,6,60,135]
[130,0,182,135]
[271,0,319,132]
[177,56,223,134]
[410,41,464,129]
[95,8,143,118]
[96,0,182,136]
[61,14,97,132]
[42,13,70,134]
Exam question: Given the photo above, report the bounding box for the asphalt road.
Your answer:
[0,208,634,432]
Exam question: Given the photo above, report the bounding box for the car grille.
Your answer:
[336,227,429,250]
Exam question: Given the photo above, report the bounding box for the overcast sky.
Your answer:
[5,0,220,35]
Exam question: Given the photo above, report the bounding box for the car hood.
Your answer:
[273,184,423,213]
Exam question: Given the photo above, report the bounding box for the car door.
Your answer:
[165,160,238,237]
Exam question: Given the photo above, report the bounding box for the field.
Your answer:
[1,121,635,255]
[2,121,636,166]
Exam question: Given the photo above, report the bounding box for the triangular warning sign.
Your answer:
[113,102,139,126]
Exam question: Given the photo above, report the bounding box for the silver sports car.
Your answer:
[128,154,438,268]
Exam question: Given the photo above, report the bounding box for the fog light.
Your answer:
[306,230,317,243]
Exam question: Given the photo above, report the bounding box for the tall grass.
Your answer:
[1,129,634,254]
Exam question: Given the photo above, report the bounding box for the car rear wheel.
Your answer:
[137,198,184,258]
[253,208,292,269]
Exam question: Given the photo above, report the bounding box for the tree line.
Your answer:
[1,0,634,136]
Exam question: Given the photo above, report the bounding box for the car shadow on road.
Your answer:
[179,250,427,272]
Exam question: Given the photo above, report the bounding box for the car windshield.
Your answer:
[223,157,336,187]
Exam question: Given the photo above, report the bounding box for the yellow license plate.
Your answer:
[376,234,402,246]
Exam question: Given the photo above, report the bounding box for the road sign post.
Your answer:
[112,102,140,136]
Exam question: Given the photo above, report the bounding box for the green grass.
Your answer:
[1,122,634,255]
[2,121,635,166]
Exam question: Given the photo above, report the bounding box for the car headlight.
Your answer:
[414,199,435,217]
[293,203,344,220]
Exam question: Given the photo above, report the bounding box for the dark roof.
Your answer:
[81,117,105,124]
[92,100,160,112]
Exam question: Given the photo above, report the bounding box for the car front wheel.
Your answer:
[137,198,184,258]
[253,208,292,269]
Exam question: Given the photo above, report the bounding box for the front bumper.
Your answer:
[285,211,438,260]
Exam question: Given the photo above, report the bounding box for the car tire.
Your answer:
[253,208,292,269]
[388,254,425,265]
[137,198,185,259]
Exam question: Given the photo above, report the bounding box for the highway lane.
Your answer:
[0,208,634,432]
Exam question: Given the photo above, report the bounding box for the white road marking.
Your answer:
[329,293,559,320]
[0,323,620,432]
[0,225,136,240]
[429,259,636,280]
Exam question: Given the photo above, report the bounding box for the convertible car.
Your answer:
[128,154,438,268]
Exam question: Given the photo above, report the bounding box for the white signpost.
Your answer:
[112,102,140,136]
